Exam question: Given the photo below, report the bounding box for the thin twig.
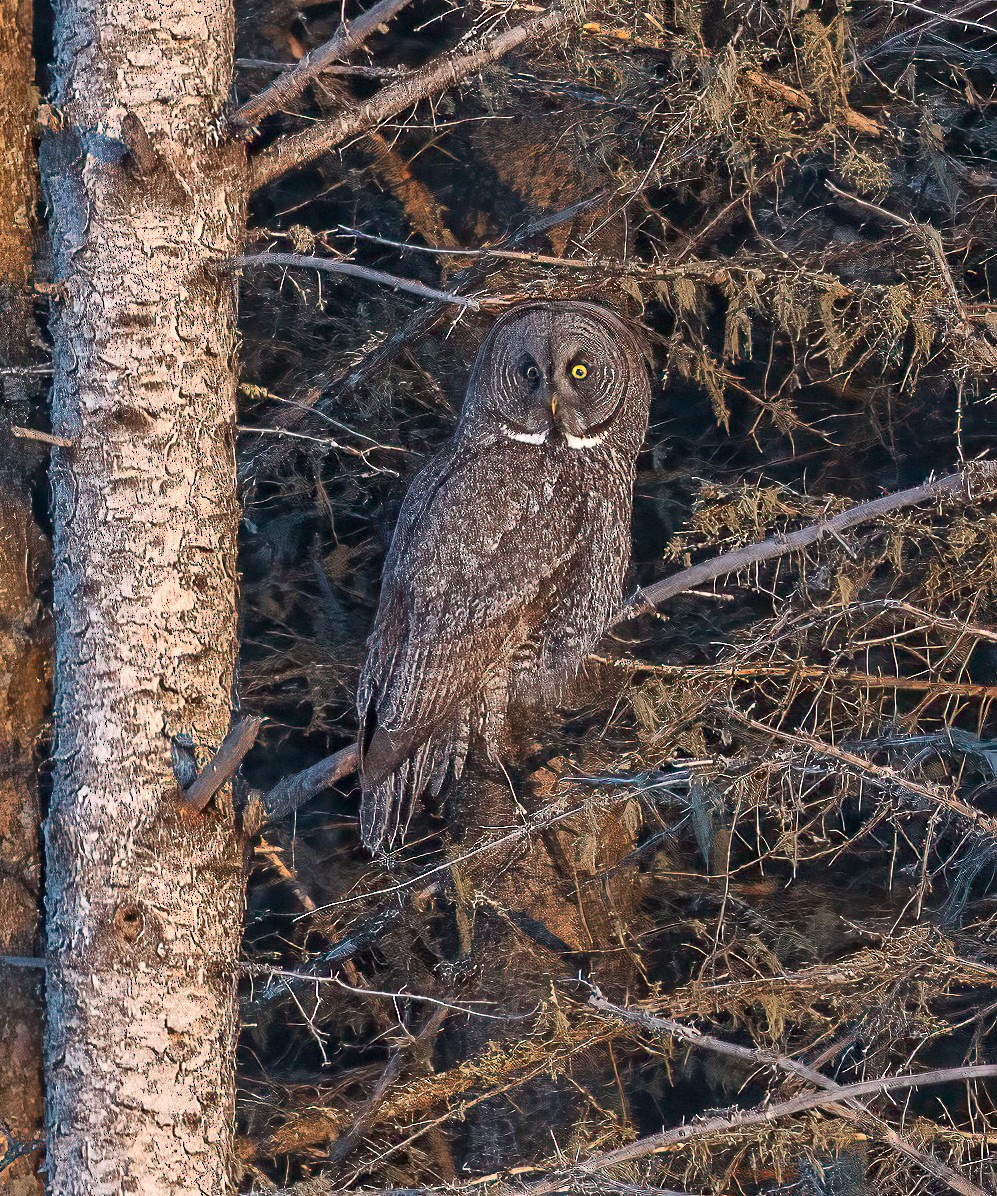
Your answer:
[11,425,72,448]
[234,253,482,308]
[250,7,572,190]
[244,902,409,1011]
[228,0,415,132]
[825,182,962,306]
[337,224,618,268]
[600,657,997,699]
[242,969,519,1020]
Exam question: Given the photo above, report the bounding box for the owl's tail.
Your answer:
[359,719,470,853]
[359,774,409,854]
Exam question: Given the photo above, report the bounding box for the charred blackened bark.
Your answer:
[40,0,248,1191]
[0,3,48,1192]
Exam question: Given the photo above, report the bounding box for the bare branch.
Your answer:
[228,0,415,133]
[250,7,572,192]
[502,1064,997,1196]
[263,743,358,824]
[0,1122,43,1178]
[234,253,482,308]
[243,902,405,1010]
[587,992,990,1196]
[732,710,997,842]
[236,58,404,81]
[182,715,263,812]
[619,465,997,621]
[254,1051,997,1196]
[337,224,619,268]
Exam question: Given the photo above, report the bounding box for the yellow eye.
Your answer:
[570,362,588,380]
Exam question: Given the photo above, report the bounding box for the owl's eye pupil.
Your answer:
[523,363,541,384]
[570,362,588,380]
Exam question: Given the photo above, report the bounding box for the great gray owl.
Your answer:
[357,301,652,851]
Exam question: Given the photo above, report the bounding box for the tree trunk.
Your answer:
[0,3,49,1192]
[40,0,248,1190]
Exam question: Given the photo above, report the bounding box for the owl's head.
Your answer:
[463,301,651,450]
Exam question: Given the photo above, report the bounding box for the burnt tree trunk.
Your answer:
[40,0,248,1190]
[0,3,49,1192]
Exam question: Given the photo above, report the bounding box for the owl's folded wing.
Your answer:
[358,440,582,794]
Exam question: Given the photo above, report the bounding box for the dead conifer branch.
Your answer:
[233,253,483,308]
[264,743,359,824]
[603,658,997,700]
[228,0,415,133]
[337,225,619,269]
[256,929,987,1166]
[622,465,997,620]
[249,7,573,191]
[585,993,990,1196]
[825,181,963,307]
[731,712,997,841]
[501,1065,997,1196]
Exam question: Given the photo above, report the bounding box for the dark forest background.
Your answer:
[30,1,997,1192]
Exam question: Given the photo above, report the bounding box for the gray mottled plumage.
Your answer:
[357,301,652,851]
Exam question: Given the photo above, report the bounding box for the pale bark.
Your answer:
[41,0,248,1191]
[0,3,48,1193]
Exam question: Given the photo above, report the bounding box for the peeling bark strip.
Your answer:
[40,0,248,1191]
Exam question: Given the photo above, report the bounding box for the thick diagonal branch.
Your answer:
[250,7,571,191]
[228,0,414,132]
[503,1064,997,1196]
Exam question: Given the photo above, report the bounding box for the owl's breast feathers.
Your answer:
[356,433,636,851]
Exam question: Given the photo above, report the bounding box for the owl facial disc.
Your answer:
[470,302,640,451]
